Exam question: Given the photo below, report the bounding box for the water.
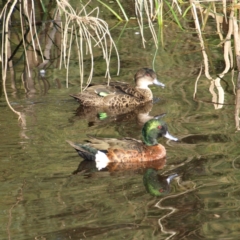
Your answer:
[1,9,240,240]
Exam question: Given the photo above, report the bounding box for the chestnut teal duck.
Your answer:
[67,116,178,171]
[70,68,165,108]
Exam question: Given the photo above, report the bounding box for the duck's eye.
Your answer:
[158,125,162,129]
[159,188,164,193]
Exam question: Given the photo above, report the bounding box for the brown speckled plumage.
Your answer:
[70,68,164,107]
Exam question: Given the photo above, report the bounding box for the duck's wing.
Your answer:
[91,81,142,98]
[93,82,134,96]
[70,84,115,98]
[78,82,131,95]
[69,83,129,104]
[86,135,145,152]
[70,80,146,105]
[115,85,145,100]
[67,137,144,162]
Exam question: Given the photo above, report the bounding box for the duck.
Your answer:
[143,169,178,196]
[67,116,178,171]
[70,68,165,107]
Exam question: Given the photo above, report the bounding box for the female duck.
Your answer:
[67,116,178,170]
[70,68,165,107]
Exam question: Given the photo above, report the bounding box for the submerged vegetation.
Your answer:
[1,0,240,128]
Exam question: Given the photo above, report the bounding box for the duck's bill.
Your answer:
[153,79,165,88]
[154,113,166,119]
[164,131,178,141]
[166,173,178,184]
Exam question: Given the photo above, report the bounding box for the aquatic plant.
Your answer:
[189,1,240,129]
[0,0,120,120]
[1,0,240,128]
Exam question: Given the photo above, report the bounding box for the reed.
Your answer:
[188,0,240,129]
[0,0,120,120]
[96,0,128,21]
[56,0,120,89]
[1,0,240,124]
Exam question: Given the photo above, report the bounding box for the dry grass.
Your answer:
[0,0,120,121]
[56,0,120,89]
[1,0,240,128]
[136,0,240,128]
[189,0,240,129]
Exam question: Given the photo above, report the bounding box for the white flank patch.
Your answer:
[95,151,110,170]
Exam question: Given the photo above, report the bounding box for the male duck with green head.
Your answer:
[67,116,178,170]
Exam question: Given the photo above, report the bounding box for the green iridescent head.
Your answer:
[143,168,178,196]
[141,117,178,146]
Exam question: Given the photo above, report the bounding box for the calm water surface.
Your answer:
[1,13,240,240]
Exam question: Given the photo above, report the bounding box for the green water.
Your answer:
[1,9,240,240]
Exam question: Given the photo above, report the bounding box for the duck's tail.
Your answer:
[67,140,109,170]
[67,140,97,160]
[69,94,79,100]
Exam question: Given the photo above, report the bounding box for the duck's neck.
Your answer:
[136,88,153,101]
[136,82,150,89]
[142,131,159,146]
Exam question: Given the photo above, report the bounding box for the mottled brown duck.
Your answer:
[70,68,165,108]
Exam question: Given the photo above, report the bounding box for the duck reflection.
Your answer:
[72,158,166,175]
[72,162,178,198]
[72,101,159,127]
[143,168,178,196]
